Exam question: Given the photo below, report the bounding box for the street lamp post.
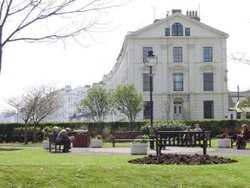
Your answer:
[144,50,158,149]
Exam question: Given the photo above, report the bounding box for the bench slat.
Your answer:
[156,131,209,156]
[112,131,143,147]
[48,134,62,153]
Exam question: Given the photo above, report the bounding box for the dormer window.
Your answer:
[165,28,170,36]
[185,28,190,36]
[172,23,183,36]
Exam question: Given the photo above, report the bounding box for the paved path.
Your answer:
[62,146,250,156]
[2,145,250,156]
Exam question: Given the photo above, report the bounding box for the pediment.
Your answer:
[127,13,228,39]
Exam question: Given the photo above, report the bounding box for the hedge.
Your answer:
[0,120,250,143]
[0,121,147,143]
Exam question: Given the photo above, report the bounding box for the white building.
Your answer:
[0,111,21,123]
[102,10,229,121]
[45,85,91,122]
[0,85,91,123]
[229,90,250,119]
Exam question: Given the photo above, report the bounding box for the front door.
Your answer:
[174,101,183,120]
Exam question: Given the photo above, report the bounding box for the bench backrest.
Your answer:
[155,131,209,156]
[156,131,207,147]
[48,134,57,144]
[113,131,142,139]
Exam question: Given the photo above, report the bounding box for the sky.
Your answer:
[1,0,250,111]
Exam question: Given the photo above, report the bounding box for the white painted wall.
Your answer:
[103,11,229,121]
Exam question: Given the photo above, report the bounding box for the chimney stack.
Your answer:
[172,9,182,14]
[186,10,200,21]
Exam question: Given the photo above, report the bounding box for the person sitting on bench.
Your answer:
[236,124,250,149]
[52,126,59,138]
[193,123,202,132]
[183,126,193,143]
[56,127,72,152]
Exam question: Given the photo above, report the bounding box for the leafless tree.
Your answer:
[29,85,61,124]
[230,53,250,65]
[0,0,125,75]
[8,95,34,144]
[8,84,61,143]
[28,85,61,141]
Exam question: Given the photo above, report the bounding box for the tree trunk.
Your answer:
[0,26,2,75]
[24,123,28,144]
[33,124,37,142]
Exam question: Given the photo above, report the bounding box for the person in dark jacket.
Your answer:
[52,126,59,138]
[236,124,250,149]
[56,127,72,152]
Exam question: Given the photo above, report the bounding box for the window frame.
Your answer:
[173,73,184,91]
[203,73,214,91]
[165,28,170,36]
[173,47,183,62]
[185,28,190,36]
[143,47,153,63]
[143,101,152,119]
[203,47,213,62]
[172,23,183,36]
[203,100,214,119]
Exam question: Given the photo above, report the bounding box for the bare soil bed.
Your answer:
[128,153,237,165]
[0,148,20,151]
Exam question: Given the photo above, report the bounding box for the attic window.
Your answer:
[172,23,183,36]
[185,28,190,36]
[143,47,153,63]
[165,28,170,36]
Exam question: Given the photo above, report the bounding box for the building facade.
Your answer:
[0,112,21,123]
[45,85,91,122]
[0,85,91,123]
[228,90,250,119]
[102,10,229,121]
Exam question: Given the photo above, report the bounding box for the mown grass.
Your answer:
[0,142,42,147]
[1,137,247,148]
[0,148,249,188]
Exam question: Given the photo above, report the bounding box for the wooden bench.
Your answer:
[112,131,143,147]
[155,130,210,156]
[231,138,250,149]
[241,139,250,149]
[48,134,63,153]
[205,131,212,148]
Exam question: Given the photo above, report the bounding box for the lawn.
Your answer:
[1,138,249,148]
[0,148,249,188]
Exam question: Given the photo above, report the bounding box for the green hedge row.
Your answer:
[0,120,250,142]
[0,121,147,142]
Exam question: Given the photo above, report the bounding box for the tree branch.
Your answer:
[2,0,124,46]
[230,53,250,65]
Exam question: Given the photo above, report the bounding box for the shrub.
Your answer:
[141,120,187,135]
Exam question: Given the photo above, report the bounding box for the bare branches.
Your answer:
[0,0,126,75]
[1,0,124,46]
[7,84,61,124]
[0,0,12,34]
[8,95,34,124]
[230,53,250,66]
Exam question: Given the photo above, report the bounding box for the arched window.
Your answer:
[172,23,183,36]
